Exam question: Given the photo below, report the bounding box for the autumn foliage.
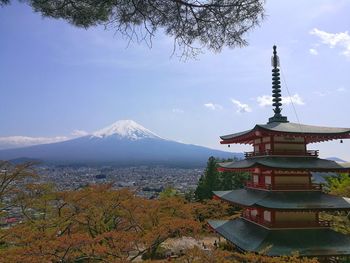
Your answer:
[1,184,200,262]
[0,162,322,262]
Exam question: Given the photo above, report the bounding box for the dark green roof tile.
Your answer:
[221,122,350,141]
[208,218,350,256]
[218,156,350,171]
[214,189,350,210]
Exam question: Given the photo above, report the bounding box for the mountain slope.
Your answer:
[0,120,240,167]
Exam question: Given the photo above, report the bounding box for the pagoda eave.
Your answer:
[215,197,350,212]
[217,157,350,172]
[231,204,350,213]
[217,166,350,173]
[221,133,350,145]
[220,123,350,145]
[213,189,350,210]
[208,218,350,257]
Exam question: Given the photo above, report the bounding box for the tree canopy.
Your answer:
[1,0,265,57]
[1,184,201,262]
[327,173,350,198]
[195,156,249,200]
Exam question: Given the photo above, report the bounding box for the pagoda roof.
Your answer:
[208,218,350,256]
[213,189,350,210]
[218,156,350,172]
[220,122,350,144]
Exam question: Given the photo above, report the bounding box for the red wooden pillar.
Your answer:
[271,135,275,154]
[308,171,312,186]
[271,210,276,226]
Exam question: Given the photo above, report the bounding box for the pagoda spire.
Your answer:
[268,45,288,123]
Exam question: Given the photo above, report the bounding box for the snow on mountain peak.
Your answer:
[92,120,162,140]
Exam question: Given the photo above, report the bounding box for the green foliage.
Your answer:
[219,170,250,191]
[195,157,249,200]
[159,187,180,199]
[327,173,350,197]
[195,157,219,200]
[184,189,196,202]
[321,174,350,236]
[142,246,169,260]
[320,212,350,235]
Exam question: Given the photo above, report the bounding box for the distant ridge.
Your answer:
[0,120,240,167]
[326,157,348,163]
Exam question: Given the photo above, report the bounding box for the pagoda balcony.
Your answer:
[246,182,322,191]
[244,149,319,158]
[246,181,271,190]
[241,211,331,229]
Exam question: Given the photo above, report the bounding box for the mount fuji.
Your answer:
[92,120,162,140]
[0,120,240,167]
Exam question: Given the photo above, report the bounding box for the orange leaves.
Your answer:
[0,182,322,262]
[1,184,201,262]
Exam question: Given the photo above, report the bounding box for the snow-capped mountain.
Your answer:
[0,120,240,167]
[92,120,162,140]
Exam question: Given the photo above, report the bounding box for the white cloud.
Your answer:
[283,94,305,105]
[0,136,69,150]
[230,99,252,113]
[172,108,184,113]
[257,95,272,107]
[313,91,328,97]
[71,129,89,137]
[309,48,318,55]
[310,28,350,57]
[257,94,305,107]
[337,87,347,92]
[204,103,223,110]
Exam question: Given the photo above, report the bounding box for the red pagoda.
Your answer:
[208,46,350,257]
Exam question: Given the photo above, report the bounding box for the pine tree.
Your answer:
[195,157,250,200]
[195,156,219,200]
[218,170,250,190]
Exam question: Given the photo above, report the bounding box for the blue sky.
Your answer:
[1,0,350,160]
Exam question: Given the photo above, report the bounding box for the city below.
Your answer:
[34,164,203,198]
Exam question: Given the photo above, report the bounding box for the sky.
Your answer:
[1,0,350,160]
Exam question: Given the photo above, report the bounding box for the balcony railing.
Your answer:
[273,183,322,191]
[246,182,322,191]
[242,211,268,226]
[272,220,331,228]
[244,149,319,158]
[242,211,331,229]
[246,181,271,190]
